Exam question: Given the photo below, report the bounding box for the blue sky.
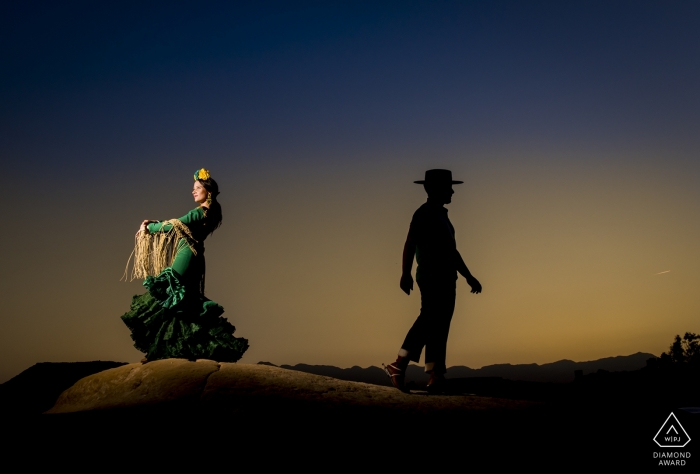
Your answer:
[1,1,699,381]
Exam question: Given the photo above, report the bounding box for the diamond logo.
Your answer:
[654,412,691,448]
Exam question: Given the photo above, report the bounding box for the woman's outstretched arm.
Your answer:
[143,208,205,233]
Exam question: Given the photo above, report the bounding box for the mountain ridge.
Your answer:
[271,351,656,385]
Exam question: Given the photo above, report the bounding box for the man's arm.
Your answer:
[455,250,482,294]
[400,231,416,295]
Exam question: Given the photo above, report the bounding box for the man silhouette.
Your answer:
[384,169,482,393]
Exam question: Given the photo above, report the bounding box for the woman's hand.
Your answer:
[137,220,156,235]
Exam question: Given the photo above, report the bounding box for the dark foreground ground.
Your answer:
[1,362,697,470]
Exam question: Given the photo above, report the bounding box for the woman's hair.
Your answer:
[197,177,222,234]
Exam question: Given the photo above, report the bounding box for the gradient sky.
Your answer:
[1,1,699,382]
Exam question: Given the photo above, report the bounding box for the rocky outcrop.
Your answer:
[47,359,536,415]
[46,358,218,414]
[0,361,127,416]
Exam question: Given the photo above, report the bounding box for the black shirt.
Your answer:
[409,201,458,283]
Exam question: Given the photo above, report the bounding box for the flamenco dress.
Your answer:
[121,207,248,362]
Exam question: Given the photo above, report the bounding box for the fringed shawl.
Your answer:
[122,219,199,281]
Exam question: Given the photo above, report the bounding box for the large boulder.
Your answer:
[46,359,219,413]
[47,359,535,415]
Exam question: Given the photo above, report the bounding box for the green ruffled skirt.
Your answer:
[121,268,248,362]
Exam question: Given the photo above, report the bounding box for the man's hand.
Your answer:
[400,273,414,295]
[466,275,482,294]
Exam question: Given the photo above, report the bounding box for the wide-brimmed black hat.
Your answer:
[414,169,463,184]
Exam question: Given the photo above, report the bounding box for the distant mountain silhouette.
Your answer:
[447,352,656,383]
[265,352,656,386]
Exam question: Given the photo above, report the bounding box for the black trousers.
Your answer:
[400,280,456,375]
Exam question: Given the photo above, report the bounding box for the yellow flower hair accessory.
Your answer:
[194,168,211,181]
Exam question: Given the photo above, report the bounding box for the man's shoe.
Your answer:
[383,363,409,393]
[426,373,446,394]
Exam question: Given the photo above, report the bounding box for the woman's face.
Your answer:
[193,181,208,204]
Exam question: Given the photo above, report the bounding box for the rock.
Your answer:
[0,361,128,417]
[47,359,536,415]
[46,359,219,414]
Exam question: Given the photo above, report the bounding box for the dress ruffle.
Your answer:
[121,268,249,362]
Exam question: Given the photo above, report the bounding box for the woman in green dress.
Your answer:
[121,168,248,363]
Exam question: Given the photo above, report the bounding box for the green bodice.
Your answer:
[147,207,211,288]
[147,207,211,243]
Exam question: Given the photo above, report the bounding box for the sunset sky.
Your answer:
[1,1,699,382]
